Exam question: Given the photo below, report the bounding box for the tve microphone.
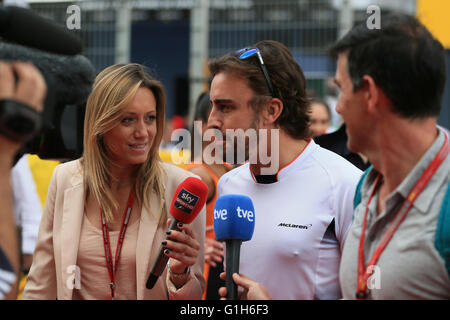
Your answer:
[146,177,208,289]
[213,194,255,300]
[0,5,83,55]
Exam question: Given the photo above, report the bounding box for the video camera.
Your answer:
[0,5,95,161]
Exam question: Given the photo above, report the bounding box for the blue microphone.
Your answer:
[213,194,255,300]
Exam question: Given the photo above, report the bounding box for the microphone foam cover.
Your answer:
[213,194,255,241]
[0,41,95,106]
[1,6,83,55]
[169,177,208,224]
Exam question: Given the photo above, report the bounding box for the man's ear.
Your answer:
[362,75,391,115]
[261,98,283,126]
[360,75,379,112]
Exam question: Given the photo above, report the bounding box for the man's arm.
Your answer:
[0,245,16,299]
[0,150,19,299]
[0,61,46,299]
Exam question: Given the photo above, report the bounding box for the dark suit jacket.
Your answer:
[314,124,370,171]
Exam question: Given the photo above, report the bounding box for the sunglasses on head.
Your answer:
[235,47,276,98]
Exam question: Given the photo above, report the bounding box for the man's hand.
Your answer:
[218,272,271,300]
[0,61,46,111]
[0,61,46,157]
[205,227,224,267]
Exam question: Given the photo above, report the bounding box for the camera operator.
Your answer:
[0,60,46,299]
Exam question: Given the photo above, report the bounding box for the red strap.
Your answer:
[101,189,134,299]
[357,133,450,299]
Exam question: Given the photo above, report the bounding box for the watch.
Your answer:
[167,261,190,279]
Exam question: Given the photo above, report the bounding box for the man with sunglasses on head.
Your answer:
[207,40,361,299]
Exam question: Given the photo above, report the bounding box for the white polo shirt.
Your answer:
[11,155,43,255]
[217,140,362,299]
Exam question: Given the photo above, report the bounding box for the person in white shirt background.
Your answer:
[11,154,42,274]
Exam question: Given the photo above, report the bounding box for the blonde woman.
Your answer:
[23,63,205,300]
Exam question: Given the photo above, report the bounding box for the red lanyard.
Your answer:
[356,133,450,299]
[101,189,134,300]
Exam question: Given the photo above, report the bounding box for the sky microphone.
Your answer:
[146,177,208,290]
[213,194,255,300]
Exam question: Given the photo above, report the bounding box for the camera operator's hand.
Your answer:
[0,61,46,157]
[0,61,46,111]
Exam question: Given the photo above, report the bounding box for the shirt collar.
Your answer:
[363,128,450,214]
[397,128,449,213]
[249,138,316,183]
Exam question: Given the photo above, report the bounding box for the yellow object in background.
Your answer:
[417,0,450,49]
[159,149,191,169]
[27,155,60,209]
[17,274,27,300]
[17,155,59,299]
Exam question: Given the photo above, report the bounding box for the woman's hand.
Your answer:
[163,219,201,287]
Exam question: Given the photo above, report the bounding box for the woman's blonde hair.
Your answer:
[82,63,167,225]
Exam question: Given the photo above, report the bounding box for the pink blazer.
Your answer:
[22,160,205,300]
